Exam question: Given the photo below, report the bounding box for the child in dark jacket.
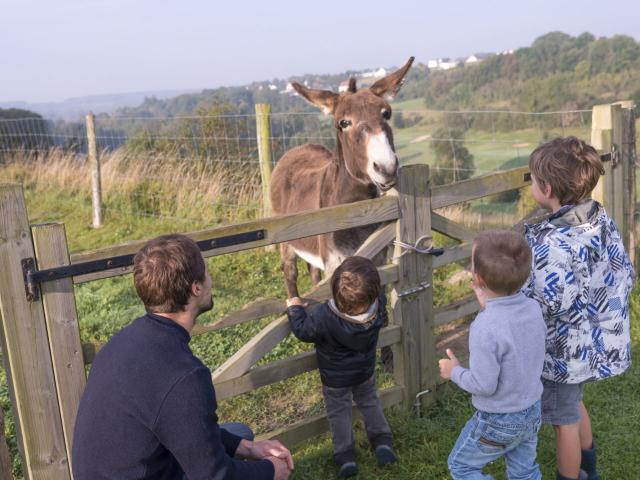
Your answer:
[286,256,397,478]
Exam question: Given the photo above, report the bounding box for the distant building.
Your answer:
[427,58,459,70]
[361,67,387,78]
[465,55,479,64]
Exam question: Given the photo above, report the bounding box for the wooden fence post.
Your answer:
[255,104,273,218]
[85,112,102,228]
[392,164,437,410]
[614,101,637,267]
[0,406,12,479]
[0,185,71,480]
[31,223,87,478]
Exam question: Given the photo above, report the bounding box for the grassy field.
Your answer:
[0,138,638,479]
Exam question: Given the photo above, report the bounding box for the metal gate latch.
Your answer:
[398,281,431,298]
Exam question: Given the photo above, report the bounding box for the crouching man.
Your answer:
[73,234,293,480]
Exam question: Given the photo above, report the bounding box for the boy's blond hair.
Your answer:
[529,136,604,205]
[473,230,532,295]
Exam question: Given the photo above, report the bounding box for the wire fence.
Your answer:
[0,107,599,231]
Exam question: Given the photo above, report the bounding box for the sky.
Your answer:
[1,0,639,103]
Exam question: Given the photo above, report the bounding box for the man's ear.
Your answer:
[191,281,202,297]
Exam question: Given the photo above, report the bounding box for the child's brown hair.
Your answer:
[529,136,604,205]
[331,256,380,315]
[473,230,532,295]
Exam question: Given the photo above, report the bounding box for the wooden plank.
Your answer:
[622,106,637,266]
[433,243,472,269]
[255,104,273,218]
[31,223,87,474]
[0,407,11,480]
[591,104,613,209]
[211,223,397,382]
[431,166,530,210]
[256,385,404,447]
[392,163,436,409]
[431,213,475,243]
[86,113,102,228]
[215,325,401,401]
[0,185,70,480]
[434,295,480,327]
[192,261,398,337]
[611,104,625,236]
[81,264,399,366]
[70,195,398,265]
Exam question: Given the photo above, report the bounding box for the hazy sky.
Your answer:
[2,0,639,103]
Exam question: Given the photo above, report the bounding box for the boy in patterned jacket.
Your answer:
[522,137,635,480]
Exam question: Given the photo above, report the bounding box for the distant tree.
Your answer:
[0,108,52,157]
[392,111,405,129]
[430,127,475,185]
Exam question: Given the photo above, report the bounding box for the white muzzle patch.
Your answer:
[366,132,397,186]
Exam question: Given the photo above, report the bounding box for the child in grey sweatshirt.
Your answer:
[439,230,546,480]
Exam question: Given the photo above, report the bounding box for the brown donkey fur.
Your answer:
[270,57,414,297]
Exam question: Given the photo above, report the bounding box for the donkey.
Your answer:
[270,57,414,298]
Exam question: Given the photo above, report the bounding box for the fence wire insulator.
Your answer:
[393,235,445,259]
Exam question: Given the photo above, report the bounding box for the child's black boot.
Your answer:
[579,441,600,480]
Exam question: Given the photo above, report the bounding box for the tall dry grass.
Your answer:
[0,149,263,221]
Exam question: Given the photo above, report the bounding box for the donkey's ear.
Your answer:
[370,56,415,100]
[292,82,339,115]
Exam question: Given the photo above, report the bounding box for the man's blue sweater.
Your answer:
[72,313,274,480]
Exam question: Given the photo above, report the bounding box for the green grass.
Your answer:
[291,288,640,480]
[1,169,638,479]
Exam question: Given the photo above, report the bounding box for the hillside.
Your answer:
[112,32,640,119]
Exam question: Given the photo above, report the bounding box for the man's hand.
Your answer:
[240,439,294,470]
[286,297,306,308]
[267,456,291,480]
[439,349,460,380]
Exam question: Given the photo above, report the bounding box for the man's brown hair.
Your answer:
[473,230,532,295]
[331,256,381,315]
[529,136,604,205]
[133,234,206,313]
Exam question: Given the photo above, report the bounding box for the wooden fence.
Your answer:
[0,101,636,479]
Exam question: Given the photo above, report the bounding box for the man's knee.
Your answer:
[221,422,254,441]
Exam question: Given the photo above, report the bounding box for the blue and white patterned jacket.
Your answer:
[522,200,635,384]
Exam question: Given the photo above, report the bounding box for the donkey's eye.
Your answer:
[382,109,391,120]
[339,119,352,129]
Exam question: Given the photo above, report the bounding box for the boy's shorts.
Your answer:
[541,378,586,425]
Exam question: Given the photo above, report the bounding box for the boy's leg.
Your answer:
[351,376,392,448]
[504,402,542,480]
[578,401,599,479]
[554,423,581,478]
[322,384,356,465]
[448,412,506,480]
[541,379,585,479]
[578,401,593,449]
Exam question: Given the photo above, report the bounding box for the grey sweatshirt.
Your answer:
[451,292,546,413]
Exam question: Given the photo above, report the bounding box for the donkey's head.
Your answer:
[292,57,414,191]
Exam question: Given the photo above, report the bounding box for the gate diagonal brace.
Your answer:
[21,229,265,302]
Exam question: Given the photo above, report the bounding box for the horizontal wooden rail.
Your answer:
[433,243,472,268]
[432,166,529,210]
[434,295,480,327]
[214,324,402,401]
[70,195,399,283]
[256,385,404,447]
[191,264,399,337]
[431,213,476,243]
[81,263,399,364]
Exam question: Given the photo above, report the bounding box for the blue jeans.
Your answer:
[448,401,542,480]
